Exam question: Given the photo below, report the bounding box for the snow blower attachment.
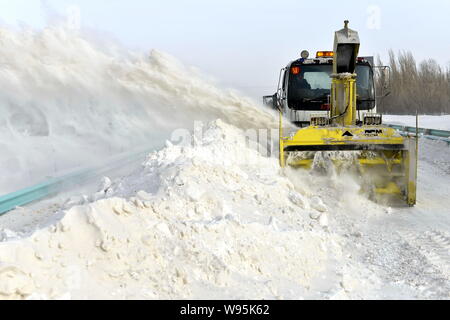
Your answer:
[277,21,418,206]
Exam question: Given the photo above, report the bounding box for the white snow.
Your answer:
[0,121,341,299]
[1,120,449,300]
[0,25,449,301]
[384,115,450,131]
[0,26,277,194]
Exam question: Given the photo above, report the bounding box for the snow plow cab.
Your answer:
[274,21,418,206]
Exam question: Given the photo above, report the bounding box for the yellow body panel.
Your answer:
[279,123,418,206]
[331,78,357,126]
[281,126,404,148]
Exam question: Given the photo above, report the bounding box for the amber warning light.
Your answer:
[316,51,334,58]
[291,67,301,75]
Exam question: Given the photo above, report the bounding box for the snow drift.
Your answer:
[1,119,450,300]
[0,120,348,300]
[0,26,277,194]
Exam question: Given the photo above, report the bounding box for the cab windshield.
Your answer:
[287,64,375,110]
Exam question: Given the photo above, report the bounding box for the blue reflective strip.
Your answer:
[0,144,162,216]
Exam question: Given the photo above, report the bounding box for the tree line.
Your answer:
[375,51,450,115]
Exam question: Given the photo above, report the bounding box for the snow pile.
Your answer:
[2,120,447,300]
[0,120,346,300]
[0,26,277,193]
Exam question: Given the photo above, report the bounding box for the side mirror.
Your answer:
[263,93,278,110]
[374,66,392,98]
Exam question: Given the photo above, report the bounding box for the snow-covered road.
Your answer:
[321,138,450,299]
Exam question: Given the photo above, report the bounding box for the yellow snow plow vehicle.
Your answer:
[268,21,418,206]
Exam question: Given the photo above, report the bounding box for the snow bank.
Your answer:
[0,26,277,193]
[0,120,346,300]
[2,119,447,300]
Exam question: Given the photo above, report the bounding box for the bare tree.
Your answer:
[377,51,450,115]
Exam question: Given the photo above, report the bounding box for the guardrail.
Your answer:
[0,144,162,216]
[386,124,450,145]
[386,124,450,138]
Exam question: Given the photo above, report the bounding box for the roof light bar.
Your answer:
[316,51,334,58]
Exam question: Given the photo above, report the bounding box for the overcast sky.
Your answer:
[0,0,449,99]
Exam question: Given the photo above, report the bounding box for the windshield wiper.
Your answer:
[357,98,376,102]
[302,93,329,102]
[302,98,327,103]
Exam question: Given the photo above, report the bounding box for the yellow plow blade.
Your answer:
[280,126,418,206]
